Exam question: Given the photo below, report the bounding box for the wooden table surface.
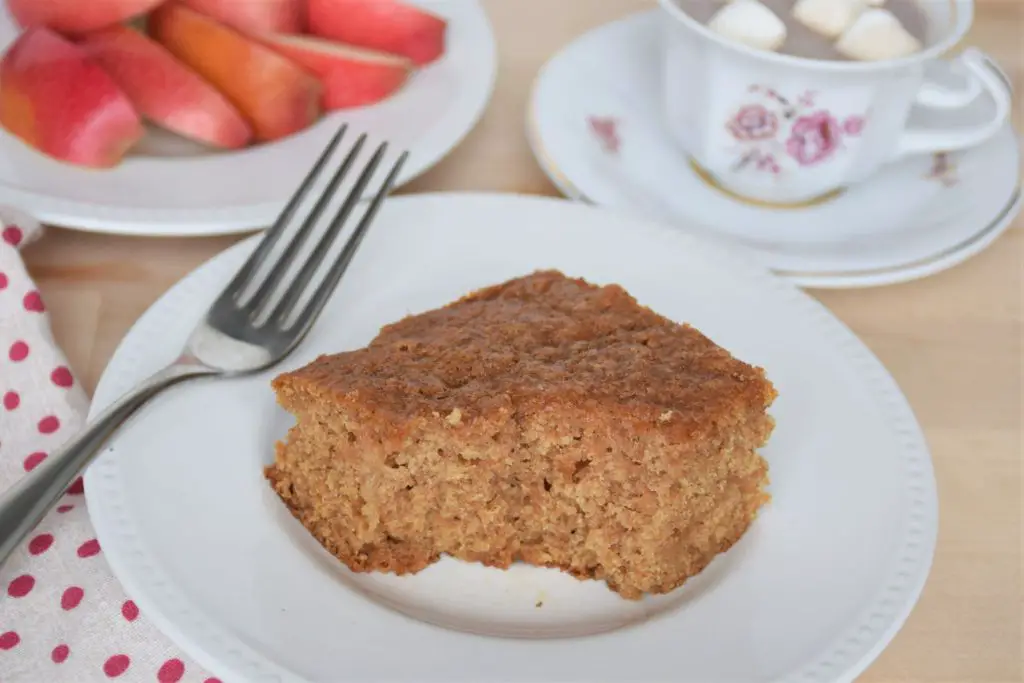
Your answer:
[18,1,1022,681]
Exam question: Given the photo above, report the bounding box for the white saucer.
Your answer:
[527,10,1021,289]
[85,193,936,683]
[0,0,496,236]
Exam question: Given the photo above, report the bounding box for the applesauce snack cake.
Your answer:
[266,270,777,599]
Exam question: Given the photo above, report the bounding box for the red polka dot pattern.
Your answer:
[61,586,84,610]
[7,574,35,598]
[121,600,139,622]
[51,366,74,388]
[0,216,215,680]
[2,225,22,246]
[22,290,44,312]
[2,390,18,410]
[28,533,53,555]
[103,654,130,677]
[158,658,186,683]
[52,644,70,663]
[8,340,28,361]
[38,415,60,434]
[77,539,101,558]
[23,451,46,471]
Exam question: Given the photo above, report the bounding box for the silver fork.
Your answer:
[0,125,407,566]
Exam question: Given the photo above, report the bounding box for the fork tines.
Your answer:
[220,125,407,335]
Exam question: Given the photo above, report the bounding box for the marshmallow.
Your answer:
[835,8,923,61]
[708,0,787,52]
[792,0,868,38]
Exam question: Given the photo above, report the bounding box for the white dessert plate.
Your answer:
[0,1,496,236]
[85,193,937,683]
[527,10,1021,289]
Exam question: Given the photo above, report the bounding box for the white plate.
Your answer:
[0,1,496,236]
[86,193,938,683]
[527,10,1021,289]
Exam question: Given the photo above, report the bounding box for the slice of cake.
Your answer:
[266,270,777,599]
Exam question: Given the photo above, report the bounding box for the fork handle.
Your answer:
[0,360,215,567]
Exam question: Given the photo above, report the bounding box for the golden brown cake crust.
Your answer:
[267,270,777,599]
[272,270,776,439]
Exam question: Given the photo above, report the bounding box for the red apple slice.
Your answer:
[180,0,303,34]
[261,34,411,110]
[6,0,165,35]
[308,0,446,66]
[149,3,322,143]
[80,26,253,149]
[0,27,143,168]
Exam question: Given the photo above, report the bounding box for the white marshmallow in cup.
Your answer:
[792,0,868,38]
[836,8,923,61]
[707,0,788,52]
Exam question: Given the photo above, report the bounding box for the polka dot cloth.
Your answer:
[0,212,217,682]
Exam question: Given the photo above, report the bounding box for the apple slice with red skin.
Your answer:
[261,34,412,110]
[307,0,447,66]
[180,0,304,35]
[80,26,253,149]
[0,27,144,168]
[6,0,165,35]
[149,3,322,143]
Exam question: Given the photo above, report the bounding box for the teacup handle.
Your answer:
[893,49,1011,160]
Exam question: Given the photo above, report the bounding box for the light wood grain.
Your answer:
[18,1,1023,681]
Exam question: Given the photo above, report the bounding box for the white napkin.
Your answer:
[0,210,216,682]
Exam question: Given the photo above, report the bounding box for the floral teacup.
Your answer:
[657,0,1011,206]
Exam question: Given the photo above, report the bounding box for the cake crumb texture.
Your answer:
[266,270,777,599]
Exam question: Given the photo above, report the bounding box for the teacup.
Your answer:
[657,0,1012,206]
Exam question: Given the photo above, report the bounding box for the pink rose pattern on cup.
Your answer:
[726,85,865,175]
[786,111,844,166]
[728,105,779,141]
[582,110,958,191]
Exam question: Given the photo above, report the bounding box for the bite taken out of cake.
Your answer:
[265,270,777,600]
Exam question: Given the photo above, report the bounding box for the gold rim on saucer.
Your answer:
[525,111,1022,284]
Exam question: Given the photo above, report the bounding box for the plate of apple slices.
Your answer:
[0,0,496,235]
